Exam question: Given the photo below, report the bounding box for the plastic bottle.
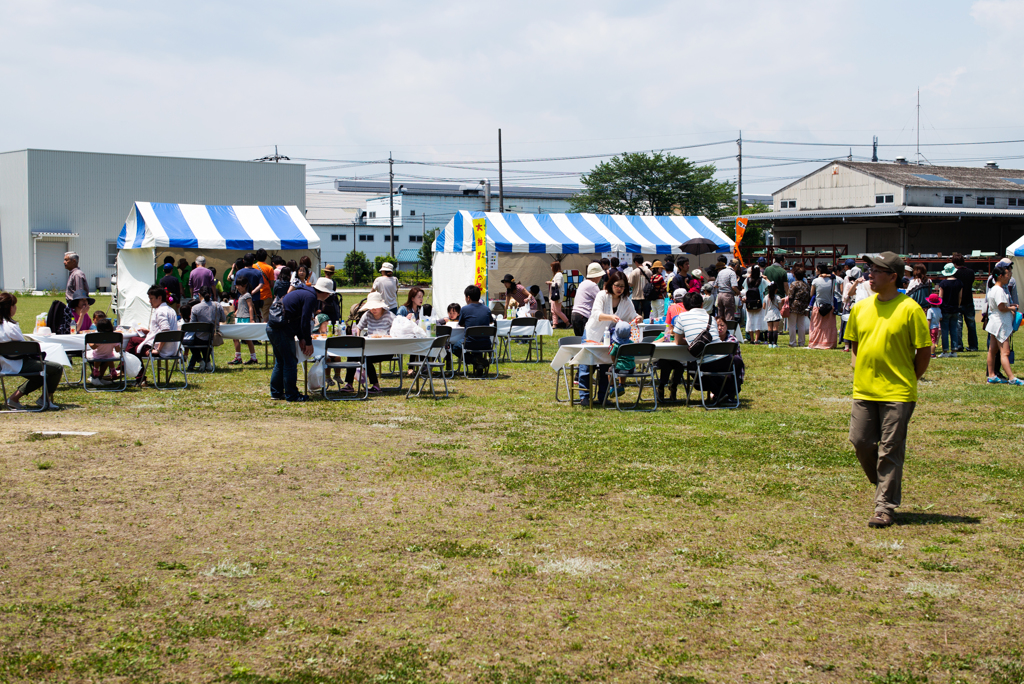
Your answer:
[338,320,347,336]
[602,328,610,346]
[70,320,77,335]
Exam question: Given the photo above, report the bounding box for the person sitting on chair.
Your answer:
[456,284,496,377]
[124,286,180,388]
[0,292,62,410]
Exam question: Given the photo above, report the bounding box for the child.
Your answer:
[229,279,259,365]
[87,317,121,385]
[926,293,942,358]
[91,310,108,330]
[609,321,634,396]
[701,282,715,314]
[443,303,462,326]
[763,283,782,348]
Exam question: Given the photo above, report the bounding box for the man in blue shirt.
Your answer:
[456,284,495,377]
[235,254,265,321]
[266,277,334,402]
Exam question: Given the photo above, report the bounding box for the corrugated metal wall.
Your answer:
[0,151,30,290]
[774,166,901,210]
[0,149,305,291]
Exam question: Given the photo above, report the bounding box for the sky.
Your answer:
[2,0,1023,193]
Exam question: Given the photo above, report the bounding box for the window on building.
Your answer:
[778,236,797,246]
[392,209,399,217]
[875,194,895,204]
[368,211,376,219]
[106,241,118,268]
[779,199,796,209]
[944,196,953,204]
[383,235,391,242]
[977,196,995,206]
[409,210,416,216]
[359,234,374,242]
[409,235,423,243]
[1010,198,1020,207]
[330,234,347,241]
[954,196,963,205]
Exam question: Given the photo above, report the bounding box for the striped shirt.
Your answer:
[672,308,713,343]
[358,309,396,335]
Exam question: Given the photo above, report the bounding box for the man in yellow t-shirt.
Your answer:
[843,251,931,529]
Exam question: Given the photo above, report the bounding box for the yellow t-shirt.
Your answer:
[844,292,931,402]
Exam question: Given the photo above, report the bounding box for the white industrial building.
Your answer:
[0,149,305,292]
[732,160,1024,255]
[307,180,576,268]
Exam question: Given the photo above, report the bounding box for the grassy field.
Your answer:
[1,294,1023,683]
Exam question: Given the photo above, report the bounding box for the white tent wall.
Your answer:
[116,248,157,327]
[431,251,476,311]
[1013,257,1024,277]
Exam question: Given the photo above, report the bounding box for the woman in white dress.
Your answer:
[985,264,1021,385]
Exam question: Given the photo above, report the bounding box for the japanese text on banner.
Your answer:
[473,218,487,291]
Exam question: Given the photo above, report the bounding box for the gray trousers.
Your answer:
[17,359,63,397]
[849,399,916,513]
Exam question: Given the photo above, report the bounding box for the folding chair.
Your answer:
[406,335,450,399]
[82,332,128,392]
[461,326,499,379]
[554,335,583,403]
[147,331,188,390]
[180,322,215,373]
[694,341,741,410]
[602,342,658,412]
[434,325,456,378]
[322,336,368,401]
[500,318,540,363]
[61,348,84,388]
[0,341,48,413]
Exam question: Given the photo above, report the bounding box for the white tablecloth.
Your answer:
[299,336,437,361]
[37,341,71,367]
[446,319,554,345]
[549,342,697,371]
[27,332,131,353]
[219,323,269,342]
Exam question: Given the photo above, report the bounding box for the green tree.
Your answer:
[569,151,735,220]
[418,228,438,275]
[344,250,373,285]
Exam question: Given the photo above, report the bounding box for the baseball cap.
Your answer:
[673,288,686,301]
[862,251,905,274]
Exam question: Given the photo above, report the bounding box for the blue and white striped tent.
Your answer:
[1007,232,1024,276]
[431,211,733,312]
[118,202,319,251]
[434,210,732,254]
[116,202,319,326]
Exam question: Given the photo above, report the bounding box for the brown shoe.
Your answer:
[867,510,895,528]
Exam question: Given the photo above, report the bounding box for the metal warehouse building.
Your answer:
[0,149,305,292]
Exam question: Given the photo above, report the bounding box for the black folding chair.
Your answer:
[434,325,456,378]
[82,332,128,392]
[322,336,367,401]
[147,331,188,390]
[406,335,451,399]
[500,317,541,363]
[695,341,740,410]
[180,322,215,373]
[554,336,583,403]
[461,326,499,379]
[0,341,47,412]
[603,342,658,412]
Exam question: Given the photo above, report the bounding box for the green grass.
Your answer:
[1,294,1023,682]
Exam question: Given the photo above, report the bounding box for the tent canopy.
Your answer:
[1008,233,1024,257]
[433,210,733,254]
[118,202,319,251]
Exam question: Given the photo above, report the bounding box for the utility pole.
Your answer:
[737,131,742,218]
[498,129,504,213]
[872,136,878,162]
[389,152,395,258]
[916,89,921,165]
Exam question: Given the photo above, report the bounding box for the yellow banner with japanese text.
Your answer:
[473,217,487,291]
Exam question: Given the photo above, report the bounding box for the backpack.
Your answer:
[907,281,932,310]
[641,271,654,300]
[686,315,715,357]
[46,300,72,335]
[745,288,762,311]
[267,289,287,329]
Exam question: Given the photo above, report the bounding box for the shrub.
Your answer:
[344,251,373,285]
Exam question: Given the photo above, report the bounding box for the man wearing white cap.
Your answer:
[571,262,604,336]
[266,277,334,402]
[372,263,399,313]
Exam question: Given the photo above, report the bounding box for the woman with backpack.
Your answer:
[787,267,811,347]
[742,265,767,344]
[808,263,838,349]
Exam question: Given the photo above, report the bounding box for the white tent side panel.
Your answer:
[431,251,476,312]
[117,248,156,327]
